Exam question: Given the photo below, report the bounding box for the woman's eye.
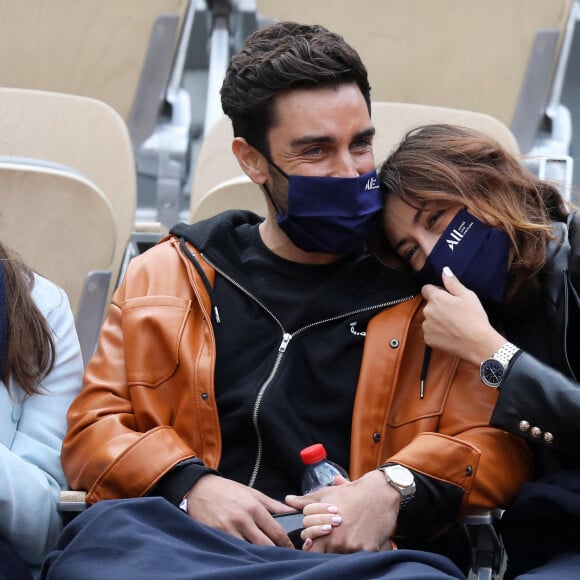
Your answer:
[402,245,418,262]
[427,211,444,229]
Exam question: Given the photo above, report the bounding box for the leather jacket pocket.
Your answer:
[122,295,191,387]
[388,342,455,428]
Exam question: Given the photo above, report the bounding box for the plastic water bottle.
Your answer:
[300,443,349,494]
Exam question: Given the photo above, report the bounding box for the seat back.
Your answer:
[190,115,241,215]
[0,87,137,305]
[371,102,520,167]
[191,175,267,223]
[0,0,190,125]
[256,0,573,150]
[0,161,116,364]
[0,0,196,228]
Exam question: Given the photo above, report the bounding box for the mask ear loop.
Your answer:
[261,154,289,215]
[262,182,283,214]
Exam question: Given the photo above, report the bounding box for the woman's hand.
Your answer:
[285,470,398,553]
[421,267,506,365]
[299,503,343,550]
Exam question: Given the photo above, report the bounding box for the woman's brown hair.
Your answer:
[1,241,55,394]
[377,123,569,301]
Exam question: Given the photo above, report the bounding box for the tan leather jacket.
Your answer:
[63,236,531,515]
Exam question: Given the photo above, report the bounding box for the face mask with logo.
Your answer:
[415,208,511,302]
[265,161,382,254]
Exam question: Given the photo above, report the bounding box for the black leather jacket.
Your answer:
[491,211,580,474]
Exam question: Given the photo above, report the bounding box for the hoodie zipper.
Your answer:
[201,253,416,487]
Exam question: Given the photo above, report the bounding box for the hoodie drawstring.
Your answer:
[420,345,432,399]
[179,237,221,323]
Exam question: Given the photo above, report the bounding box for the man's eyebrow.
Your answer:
[289,134,335,147]
[354,127,376,141]
[289,127,376,148]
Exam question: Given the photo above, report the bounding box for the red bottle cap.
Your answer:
[300,443,327,465]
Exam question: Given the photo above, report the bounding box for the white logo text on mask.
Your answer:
[365,176,378,190]
[445,220,474,252]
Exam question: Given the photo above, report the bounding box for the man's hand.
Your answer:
[182,474,295,548]
[286,470,399,553]
[421,267,506,365]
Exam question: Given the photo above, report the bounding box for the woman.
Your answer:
[0,242,83,579]
[373,123,579,578]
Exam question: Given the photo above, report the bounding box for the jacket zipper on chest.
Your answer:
[202,253,415,487]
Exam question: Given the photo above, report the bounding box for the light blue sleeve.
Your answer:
[0,274,84,567]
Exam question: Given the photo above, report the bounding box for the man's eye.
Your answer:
[352,139,373,150]
[304,146,323,156]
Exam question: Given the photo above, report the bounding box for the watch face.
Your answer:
[481,359,504,388]
[387,464,414,487]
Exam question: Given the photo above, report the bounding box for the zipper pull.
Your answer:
[279,333,292,352]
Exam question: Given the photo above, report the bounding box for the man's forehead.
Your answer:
[268,85,372,143]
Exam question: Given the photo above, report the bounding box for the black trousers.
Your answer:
[42,497,464,580]
[0,536,33,580]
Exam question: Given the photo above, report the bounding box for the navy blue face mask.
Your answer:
[416,208,511,303]
[265,162,382,254]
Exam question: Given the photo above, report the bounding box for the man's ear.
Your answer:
[232,138,269,185]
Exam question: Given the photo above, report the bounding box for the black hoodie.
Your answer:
[151,210,417,503]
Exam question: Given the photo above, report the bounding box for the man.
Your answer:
[43,22,530,579]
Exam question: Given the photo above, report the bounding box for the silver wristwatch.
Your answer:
[378,463,416,508]
[480,342,520,389]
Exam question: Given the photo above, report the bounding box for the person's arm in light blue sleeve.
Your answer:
[0,274,84,567]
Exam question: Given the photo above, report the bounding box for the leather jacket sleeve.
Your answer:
[61,275,200,502]
[492,351,580,462]
[61,305,197,502]
[352,300,533,537]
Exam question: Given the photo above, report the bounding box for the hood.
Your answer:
[170,210,264,253]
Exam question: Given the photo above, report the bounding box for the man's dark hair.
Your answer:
[220,21,371,155]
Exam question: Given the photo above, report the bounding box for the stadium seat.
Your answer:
[0,87,137,362]
[0,0,189,127]
[189,113,240,216]
[191,174,266,223]
[0,160,116,366]
[255,0,576,155]
[371,102,519,164]
[0,0,196,228]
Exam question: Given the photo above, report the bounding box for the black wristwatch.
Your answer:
[480,342,519,388]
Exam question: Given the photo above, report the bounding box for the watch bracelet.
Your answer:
[493,342,519,367]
